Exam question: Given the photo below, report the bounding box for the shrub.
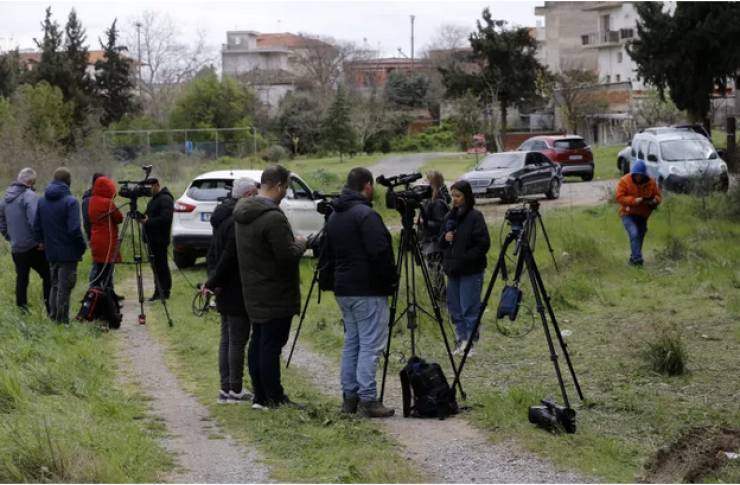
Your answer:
[641,325,688,376]
[261,144,289,162]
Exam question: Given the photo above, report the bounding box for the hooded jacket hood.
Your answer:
[210,197,237,230]
[45,180,71,201]
[332,187,370,213]
[4,182,30,204]
[92,176,117,199]
[233,196,280,225]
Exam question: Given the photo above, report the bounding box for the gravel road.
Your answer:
[369,152,457,178]
[117,279,271,484]
[286,338,589,483]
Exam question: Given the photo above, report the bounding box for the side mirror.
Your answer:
[647,154,658,162]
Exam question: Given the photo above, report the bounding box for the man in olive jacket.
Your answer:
[234,165,307,408]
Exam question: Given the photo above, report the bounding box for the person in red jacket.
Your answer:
[88,176,124,290]
[615,159,662,266]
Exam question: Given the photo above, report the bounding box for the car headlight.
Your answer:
[669,165,679,175]
[720,162,728,173]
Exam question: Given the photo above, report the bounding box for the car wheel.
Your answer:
[502,181,521,204]
[581,172,594,182]
[619,158,630,175]
[545,178,561,199]
[173,250,197,269]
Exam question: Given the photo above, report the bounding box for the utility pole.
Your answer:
[410,15,415,71]
[135,21,142,98]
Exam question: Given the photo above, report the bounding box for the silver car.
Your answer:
[617,128,729,192]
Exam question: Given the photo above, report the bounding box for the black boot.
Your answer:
[358,399,394,418]
[342,393,359,414]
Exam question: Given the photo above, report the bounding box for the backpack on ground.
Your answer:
[399,356,459,419]
[76,286,122,329]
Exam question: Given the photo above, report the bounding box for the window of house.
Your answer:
[616,74,621,82]
[617,51,623,63]
[605,74,611,83]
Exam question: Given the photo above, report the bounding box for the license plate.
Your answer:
[200,212,211,222]
[569,155,583,160]
[472,186,487,194]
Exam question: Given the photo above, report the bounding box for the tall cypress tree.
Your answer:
[33,7,67,90]
[0,49,24,98]
[63,8,95,138]
[96,19,135,126]
[321,85,355,161]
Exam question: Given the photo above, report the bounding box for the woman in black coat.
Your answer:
[440,180,490,354]
[419,170,449,255]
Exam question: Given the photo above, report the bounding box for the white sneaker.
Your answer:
[251,402,269,411]
[217,390,229,404]
[228,390,253,403]
[453,340,467,355]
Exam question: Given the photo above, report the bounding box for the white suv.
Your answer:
[171,169,325,268]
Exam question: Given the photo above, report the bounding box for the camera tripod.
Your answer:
[451,200,582,409]
[114,197,174,327]
[379,204,465,402]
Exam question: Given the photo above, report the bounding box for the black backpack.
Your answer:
[400,356,459,419]
[76,286,122,329]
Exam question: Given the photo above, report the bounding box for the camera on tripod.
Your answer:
[376,173,431,212]
[312,190,340,217]
[118,165,155,201]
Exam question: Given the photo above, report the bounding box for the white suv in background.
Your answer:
[171,169,324,268]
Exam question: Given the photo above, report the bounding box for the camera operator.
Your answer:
[34,168,87,323]
[441,180,490,355]
[234,165,307,409]
[419,170,449,256]
[0,167,50,312]
[616,159,661,266]
[325,167,396,418]
[142,178,174,301]
[203,178,258,404]
[88,176,123,293]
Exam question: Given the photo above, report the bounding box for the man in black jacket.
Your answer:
[204,177,258,404]
[325,167,396,418]
[143,179,174,301]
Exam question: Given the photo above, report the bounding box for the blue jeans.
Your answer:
[447,272,484,343]
[621,215,648,264]
[336,296,389,402]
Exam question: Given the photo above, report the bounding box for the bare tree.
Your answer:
[553,69,608,135]
[125,11,216,122]
[349,86,385,150]
[422,23,471,67]
[294,34,362,108]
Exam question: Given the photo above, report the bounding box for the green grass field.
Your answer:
[288,190,740,482]
[0,254,173,482]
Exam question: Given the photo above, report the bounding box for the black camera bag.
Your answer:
[400,356,458,419]
[76,286,122,329]
[497,285,522,321]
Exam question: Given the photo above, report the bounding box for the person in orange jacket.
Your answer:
[616,159,661,266]
[88,176,124,289]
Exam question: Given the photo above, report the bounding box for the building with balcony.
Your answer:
[534,2,599,73]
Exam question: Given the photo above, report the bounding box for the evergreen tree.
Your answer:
[64,9,95,112]
[0,49,24,98]
[33,7,67,90]
[627,2,740,123]
[96,19,135,126]
[322,86,355,161]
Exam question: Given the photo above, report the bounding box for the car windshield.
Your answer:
[660,139,717,162]
[477,153,525,170]
[186,179,231,201]
[554,139,586,149]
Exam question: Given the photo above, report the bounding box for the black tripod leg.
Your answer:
[379,229,407,403]
[142,229,174,327]
[523,246,571,409]
[528,252,584,400]
[452,232,515,394]
[286,268,319,368]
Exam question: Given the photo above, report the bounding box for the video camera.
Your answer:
[505,200,541,233]
[118,165,155,201]
[376,173,431,212]
[312,190,340,217]
[528,398,576,434]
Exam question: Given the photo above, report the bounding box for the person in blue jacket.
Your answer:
[34,167,87,323]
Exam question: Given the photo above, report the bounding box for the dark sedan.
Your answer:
[461,151,563,203]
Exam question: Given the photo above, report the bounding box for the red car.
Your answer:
[517,135,594,181]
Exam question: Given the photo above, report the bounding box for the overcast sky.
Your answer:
[0,0,542,59]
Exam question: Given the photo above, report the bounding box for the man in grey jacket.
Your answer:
[0,168,50,312]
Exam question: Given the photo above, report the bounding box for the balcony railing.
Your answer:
[581,29,633,47]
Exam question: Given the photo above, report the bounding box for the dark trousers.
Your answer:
[219,313,251,393]
[248,318,292,406]
[49,262,77,323]
[149,243,171,297]
[91,262,115,291]
[11,247,50,310]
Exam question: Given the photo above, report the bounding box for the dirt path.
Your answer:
[369,152,459,178]
[116,278,270,483]
[476,179,617,222]
[286,339,588,483]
